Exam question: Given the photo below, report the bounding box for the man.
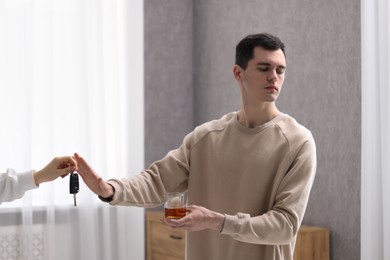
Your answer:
[0,156,78,204]
[75,33,317,260]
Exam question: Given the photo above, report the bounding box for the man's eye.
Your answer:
[276,68,285,74]
[257,67,269,72]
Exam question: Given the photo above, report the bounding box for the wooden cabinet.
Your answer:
[146,211,185,260]
[294,225,330,260]
[146,211,329,260]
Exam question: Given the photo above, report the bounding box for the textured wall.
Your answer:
[145,1,361,259]
[144,0,194,167]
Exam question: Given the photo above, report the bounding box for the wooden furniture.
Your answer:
[146,211,185,260]
[294,225,330,260]
[146,211,329,260]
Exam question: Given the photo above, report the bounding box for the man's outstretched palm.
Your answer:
[74,153,114,198]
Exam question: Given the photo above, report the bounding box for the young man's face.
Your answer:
[234,47,286,104]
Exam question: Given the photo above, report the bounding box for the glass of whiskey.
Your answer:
[164,192,186,219]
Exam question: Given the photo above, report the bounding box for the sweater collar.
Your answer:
[232,111,286,134]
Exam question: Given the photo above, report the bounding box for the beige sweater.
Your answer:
[107,112,317,260]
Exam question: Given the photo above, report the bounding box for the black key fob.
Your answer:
[69,172,79,194]
[69,172,79,207]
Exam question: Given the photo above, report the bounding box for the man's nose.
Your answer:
[267,70,277,82]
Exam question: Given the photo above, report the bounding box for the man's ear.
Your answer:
[233,65,243,81]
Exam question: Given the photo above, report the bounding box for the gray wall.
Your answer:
[145,1,361,259]
[144,0,194,167]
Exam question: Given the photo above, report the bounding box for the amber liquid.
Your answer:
[165,207,186,219]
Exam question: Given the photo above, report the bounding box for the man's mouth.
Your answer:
[265,86,278,91]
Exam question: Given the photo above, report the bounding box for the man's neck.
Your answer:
[237,104,280,128]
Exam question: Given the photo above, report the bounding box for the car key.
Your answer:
[69,172,79,207]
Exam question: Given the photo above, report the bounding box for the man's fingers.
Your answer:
[74,153,96,176]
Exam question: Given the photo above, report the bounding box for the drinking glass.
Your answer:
[164,192,186,219]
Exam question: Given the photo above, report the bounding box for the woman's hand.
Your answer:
[33,156,78,185]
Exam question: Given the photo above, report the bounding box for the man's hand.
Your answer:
[73,153,114,199]
[162,205,225,232]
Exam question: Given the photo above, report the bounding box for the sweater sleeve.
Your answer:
[0,169,38,204]
[106,133,193,207]
[221,138,317,245]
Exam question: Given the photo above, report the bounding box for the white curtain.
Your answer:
[0,0,144,259]
[361,0,390,259]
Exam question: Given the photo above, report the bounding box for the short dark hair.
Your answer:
[235,33,285,69]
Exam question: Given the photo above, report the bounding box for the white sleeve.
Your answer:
[0,169,38,204]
